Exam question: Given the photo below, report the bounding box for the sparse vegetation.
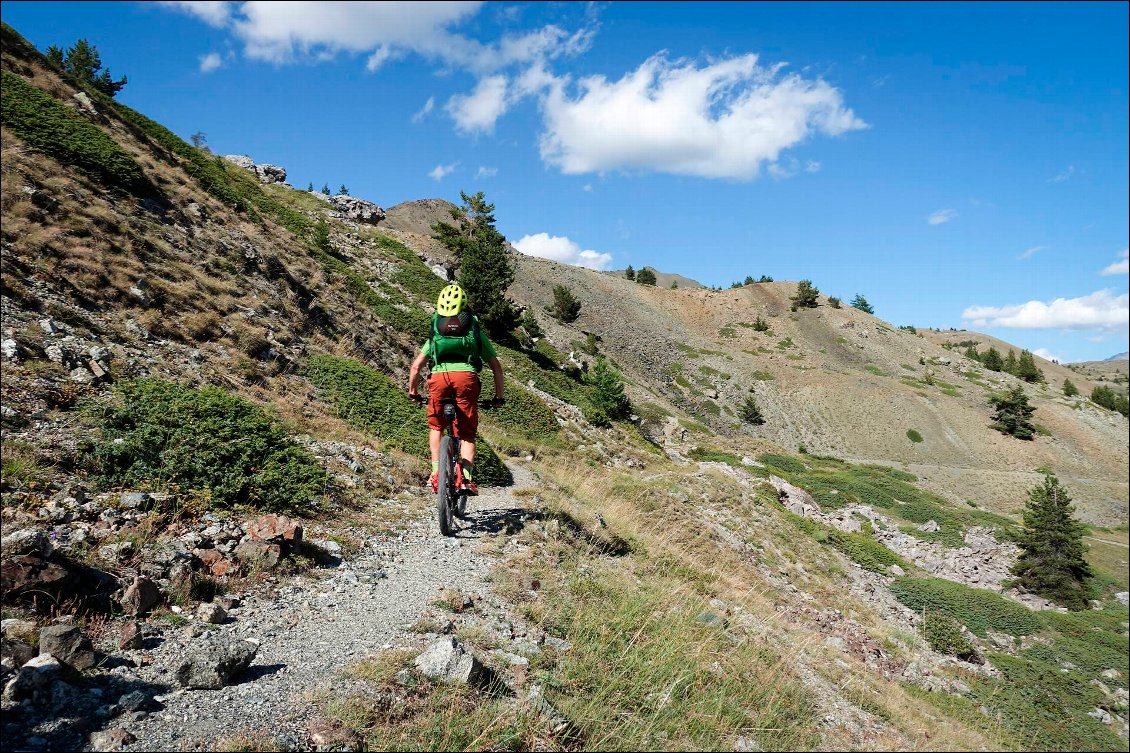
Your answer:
[922,611,980,662]
[989,386,1037,440]
[548,284,582,323]
[1091,385,1129,416]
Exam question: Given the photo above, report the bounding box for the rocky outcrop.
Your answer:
[770,475,820,517]
[222,154,287,185]
[329,195,385,224]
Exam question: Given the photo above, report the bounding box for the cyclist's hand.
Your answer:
[408,392,425,405]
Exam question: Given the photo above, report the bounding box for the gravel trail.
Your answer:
[117,464,536,752]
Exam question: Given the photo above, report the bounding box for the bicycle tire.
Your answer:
[455,491,467,519]
[437,436,456,536]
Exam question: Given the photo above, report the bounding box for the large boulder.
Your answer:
[769,475,820,517]
[174,638,258,689]
[1,529,53,558]
[329,195,385,224]
[1,554,73,599]
[234,540,281,569]
[414,637,487,685]
[254,164,287,184]
[38,624,96,670]
[222,154,255,170]
[1,654,79,703]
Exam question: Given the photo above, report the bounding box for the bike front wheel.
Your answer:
[436,436,456,536]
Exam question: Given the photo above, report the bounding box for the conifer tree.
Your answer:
[790,280,820,308]
[624,265,636,281]
[744,275,755,286]
[739,396,766,425]
[519,309,542,339]
[1062,378,1079,397]
[670,280,678,289]
[339,185,349,196]
[982,347,1003,372]
[1003,349,1018,375]
[1015,349,1044,383]
[549,284,581,323]
[964,345,980,361]
[48,39,127,96]
[989,385,1036,440]
[850,294,874,314]
[588,356,630,420]
[752,315,769,332]
[433,191,518,334]
[1010,474,1093,610]
[636,268,657,286]
[321,184,331,195]
[758,275,774,283]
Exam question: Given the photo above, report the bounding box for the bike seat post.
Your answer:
[442,401,457,430]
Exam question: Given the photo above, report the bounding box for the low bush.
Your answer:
[826,529,909,573]
[1,70,154,196]
[84,379,326,513]
[922,611,980,661]
[889,576,1042,637]
[303,354,511,486]
[757,453,806,474]
[906,429,923,443]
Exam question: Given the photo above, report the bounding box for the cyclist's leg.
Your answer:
[451,372,481,490]
[425,373,455,489]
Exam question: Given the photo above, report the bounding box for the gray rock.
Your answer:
[1114,592,1129,607]
[542,636,572,652]
[2,655,72,702]
[254,164,287,184]
[918,520,940,533]
[1,637,36,668]
[174,637,259,689]
[308,717,364,752]
[734,736,762,752]
[119,492,152,510]
[889,564,906,577]
[38,625,96,670]
[1087,707,1112,724]
[118,689,149,711]
[196,602,227,624]
[45,344,66,363]
[1,529,53,558]
[769,475,819,517]
[329,195,384,223]
[90,728,136,752]
[118,621,144,651]
[128,286,151,307]
[823,636,847,652]
[413,637,487,685]
[222,154,255,170]
[1,339,17,360]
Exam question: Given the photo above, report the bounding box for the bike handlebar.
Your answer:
[408,394,504,408]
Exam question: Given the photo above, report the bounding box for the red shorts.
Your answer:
[427,372,481,440]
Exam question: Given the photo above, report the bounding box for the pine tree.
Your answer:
[964,345,980,361]
[433,192,518,334]
[1010,474,1094,610]
[52,39,128,97]
[758,275,774,283]
[828,296,842,309]
[306,182,314,192]
[1015,349,1044,383]
[744,275,755,286]
[588,356,630,421]
[549,284,581,323]
[670,280,678,289]
[1062,379,1079,397]
[321,184,331,195]
[519,309,542,339]
[1091,385,1130,417]
[339,185,349,196]
[624,265,636,281]
[636,268,657,286]
[739,396,766,426]
[850,294,874,314]
[1003,349,1018,375]
[989,385,1036,440]
[790,280,820,308]
[982,347,1003,372]
[752,315,769,332]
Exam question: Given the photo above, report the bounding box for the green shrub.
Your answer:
[1091,385,1129,416]
[478,371,559,440]
[906,429,923,443]
[1,70,154,196]
[304,355,510,486]
[889,577,1042,636]
[922,611,979,661]
[757,453,806,474]
[826,529,908,573]
[85,379,326,513]
[687,448,745,467]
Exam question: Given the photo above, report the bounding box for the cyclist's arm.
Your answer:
[488,356,504,401]
[408,350,428,396]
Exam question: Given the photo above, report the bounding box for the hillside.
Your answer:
[2,22,1128,753]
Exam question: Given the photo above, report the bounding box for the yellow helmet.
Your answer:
[436,284,468,316]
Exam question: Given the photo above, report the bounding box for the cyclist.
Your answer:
[408,283,504,496]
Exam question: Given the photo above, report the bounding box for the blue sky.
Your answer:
[3,1,1127,362]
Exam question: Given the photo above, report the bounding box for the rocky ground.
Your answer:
[1,464,557,752]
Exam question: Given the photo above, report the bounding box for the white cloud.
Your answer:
[1100,248,1129,276]
[475,166,497,178]
[1018,245,1045,260]
[536,52,866,179]
[962,289,1129,332]
[428,162,459,181]
[365,45,395,72]
[169,1,234,27]
[411,96,435,123]
[927,208,957,225]
[1032,348,1064,363]
[513,232,613,270]
[1049,165,1075,183]
[199,52,223,73]
[447,75,510,134]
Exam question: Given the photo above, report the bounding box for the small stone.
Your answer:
[121,576,162,616]
[118,621,144,651]
[234,540,281,569]
[414,637,487,685]
[918,520,940,533]
[308,717,364,752]
[735,736,762,752]
[119,492,152,510]
[889,563,906,577]
[38,624,96,670]
[174,638,258,689]
[823,636,847,652]
[89,728,136,752]
[196,602,227,624]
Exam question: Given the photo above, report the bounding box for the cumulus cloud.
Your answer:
[411,96,435,123]
[1018,245,1045,260]
[1032,348,1063,363]
[428,162,459,181]
[535,53,866,179]
[962,289,1129,332]
[927,208,957,225]
[513,232,613,270]
[1100,248,1129,276]
[169,0,233,27]
[447,75,510,134]
[475,166,498,178]
[199,52,223,73]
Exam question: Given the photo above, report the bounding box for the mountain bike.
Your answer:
[411,395,500,536]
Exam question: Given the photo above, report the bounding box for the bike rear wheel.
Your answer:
[436,436,456,536]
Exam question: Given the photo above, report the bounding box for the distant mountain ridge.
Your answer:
[1107,351,1129,361]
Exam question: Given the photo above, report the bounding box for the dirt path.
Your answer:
[117,464,536,752]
